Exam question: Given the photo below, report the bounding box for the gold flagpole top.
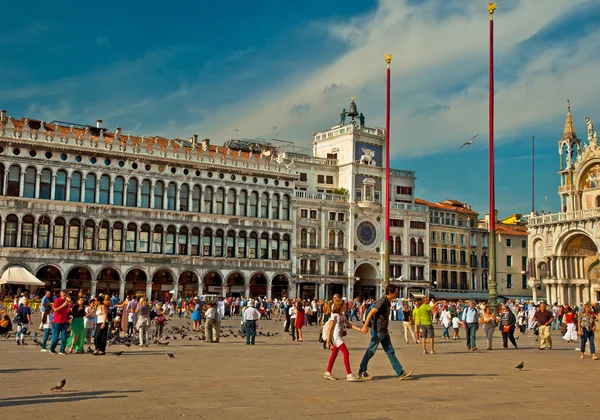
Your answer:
[488,3,496,20]
[385,54,392,67]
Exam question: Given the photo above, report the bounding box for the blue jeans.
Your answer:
[581,328,596,354]
[466,323,478,348]
[41,327,51,349]
[50,322,68,353]
[442,326,450,339]
[245,320,256,344]
[359,329,403,376]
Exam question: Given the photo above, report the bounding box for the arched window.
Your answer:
[167,182,176,210]
[24,167,36,198]
[152,225,163,253]
[395,237,402,255]
[249,192,258,217]
[215,188,225,214]
[165,225,176,254]
[99,175,110,204]
[98,221,109,251]
[140,224,151,253]
[389,236,395,254]
[53,217,65,249]
[238,190,247,217]
[237,231,247,258]
[68,219,80,250]
[328,230,336,249]
[112,222,123,252]
[271,194,280,219]
[337,231,345,250]
[417,238,424,256]
[40,169,52,199]
[178,226,188,255]
[204,187,213,213]
[227,189,236,215]
[113,176,125,206]
[272,233,280,260]
[37,216,50,248]
[260,193,269,218]
[180,184,189,212]
[282,194,290,220]
[4,214,18,246]
[85,173,96,203]
[21,215,34,247]
[55,170,67,200]
[141,180,151,208]
[215,229,224,257]
[70,172,82,202]
[191,227,201,256]
[203,228,213,256]
[309,229,317,247]
[282,234,290,260]
[126,223,138,252]
[83,220,95,250]
[154,181,164,209]
[260,232,269,259]
[410,238,417,256]
[596,196,600,208]
[191,186,201,212]
[300,228,307,248]
[249,232,258,259]
[226,230,235,257]
[481,252,488,268]
[7,166,20,197]
[0,163,4,195]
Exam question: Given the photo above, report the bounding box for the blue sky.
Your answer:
[1,0,599,217]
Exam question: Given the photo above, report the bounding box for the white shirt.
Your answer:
[441,310,452,327]
[289,307,296,319]
[452,317,460,328]
[206,307,216,320]
[244,307,261,321]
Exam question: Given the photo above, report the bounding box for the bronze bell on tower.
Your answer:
[347,96,359,120]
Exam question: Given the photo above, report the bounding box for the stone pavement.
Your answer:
[0,315,597,420]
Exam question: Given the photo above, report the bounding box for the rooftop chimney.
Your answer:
[0,110,6,124]
[201,138,210,149]
[115,127,122,136]
[96,119,103,128]
[190,134,198,147]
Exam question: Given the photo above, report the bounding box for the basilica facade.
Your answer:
[0,105,429,301]
[528,104,600,305]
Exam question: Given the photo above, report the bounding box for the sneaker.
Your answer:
[58,352,67,355]
[324,372,338,381]
[346,374,361,382]
[49,350,57,354]
[16,341,21,345]
[398,370,414,380]
[358,372,372,381]
[592,355,599,360]
[430,350,436,354]
[41,349,49,353]
[471,347,478,351]
[423,350,428,354]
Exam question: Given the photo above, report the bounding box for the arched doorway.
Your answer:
[226,272,245,297]
[152,269,175,301]
[179,270,199,298]
[249,273,268,297]
[271,274,289,299]
[125,269,147,298]
[562,233,598,305]
[66,266,92,294]
[354,263,380,300]
[203,271,223,295]
[35,265,62,293]
[96,267,121,297]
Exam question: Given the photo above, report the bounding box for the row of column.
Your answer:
[544,283,594,306]
[547,255,587,280]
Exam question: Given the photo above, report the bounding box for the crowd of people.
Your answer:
[2,286,599,377]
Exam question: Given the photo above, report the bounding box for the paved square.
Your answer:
[1,315,597,419]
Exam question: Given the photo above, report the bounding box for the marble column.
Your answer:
[61,279,68,290]
[221,284,227,298]
[267,282,272,299]
[567,285,573,307]
[583,284,590,304]
[119,281,126,301]
[197,282,204,297]
[577,284,583,305]
[91,280,98,297]
[145,282,153,300]
[173,282,180,300]
[553,284,559,305]
[347,279,354,300]
[244,284,250,299]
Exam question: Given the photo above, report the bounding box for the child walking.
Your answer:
[323,301,362,382]
[40,306,54,352]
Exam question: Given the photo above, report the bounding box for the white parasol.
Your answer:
[0,266,45,286]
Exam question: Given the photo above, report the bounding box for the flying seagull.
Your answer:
[460,134,479,149]
[166,353,175,359]
[112,351,124,357]
[395,275,404,281]
[50,379,66,391]
[515,362,524,371]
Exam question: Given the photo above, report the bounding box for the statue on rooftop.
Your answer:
[359,113,365,127]
[339,109,347,126]
[586,117,595,141]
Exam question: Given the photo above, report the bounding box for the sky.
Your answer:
[1,0,599,217]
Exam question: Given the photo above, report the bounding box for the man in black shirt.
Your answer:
[358,284,413,380]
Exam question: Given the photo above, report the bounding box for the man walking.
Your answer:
[534,302,554,350]
[417,297,435,354]
[462,300,479,351]
[244,300,261,345]
[49,290,70,355]
[358,285,413,381]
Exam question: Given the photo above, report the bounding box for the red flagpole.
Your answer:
[384,54,392,288]
[488,3,498,309]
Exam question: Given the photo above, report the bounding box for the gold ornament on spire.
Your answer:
[488,3,496,20]
[385,54,392,65]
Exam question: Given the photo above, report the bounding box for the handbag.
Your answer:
[503,325,510,333]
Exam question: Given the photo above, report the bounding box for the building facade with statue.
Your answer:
[527,103,600,305]
[0,100,430,301]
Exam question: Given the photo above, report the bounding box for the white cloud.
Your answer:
[175,0,599,157]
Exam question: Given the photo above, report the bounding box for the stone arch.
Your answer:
[354,261,380,300]
[555,229,597,255]
[225,271,246,297]
[271,273,290,299]
[203,271,224,295]
[152,268,177,300]
[178,270,200,298]
[34,264,64,288]
[66,265,94,293]
[249,272,268,297]
[96,267,122,297]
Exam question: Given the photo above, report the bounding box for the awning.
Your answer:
[0,266,45,286]
[429,291,490,301]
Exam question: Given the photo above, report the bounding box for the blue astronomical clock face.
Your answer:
[357,221,377,246]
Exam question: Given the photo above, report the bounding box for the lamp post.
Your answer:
[383,54,392,289]
[487,3,499,311]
